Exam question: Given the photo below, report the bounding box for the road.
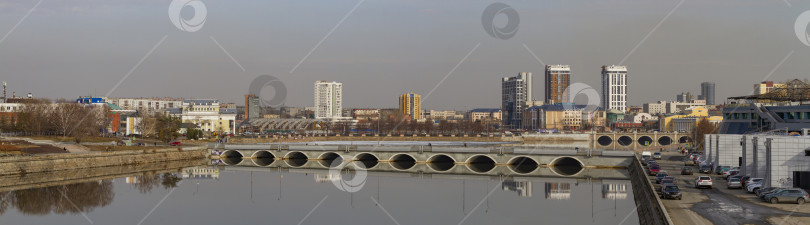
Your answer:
[648,151,810,225]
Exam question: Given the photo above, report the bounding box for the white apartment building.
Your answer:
[601,65,627,112]
[643,101,666,115]
[109,97,182,115]
[314,81,343,119]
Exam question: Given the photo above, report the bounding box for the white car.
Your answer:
[747,181,764,193]
[695,176,713,189]
[745,178,764,188]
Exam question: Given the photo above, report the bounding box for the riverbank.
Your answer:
[0,158,206,193]
[0,147,207,176]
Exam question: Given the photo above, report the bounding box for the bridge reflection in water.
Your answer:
[216,159,632,202]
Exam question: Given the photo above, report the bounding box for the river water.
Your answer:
[0,164,639,225]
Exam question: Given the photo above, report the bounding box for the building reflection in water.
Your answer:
[314,173,341,183]
[0,180,114,216]
[182,167,220,180]
[501,180,532,198]
[601,184,628,200]
[544,183,571,200]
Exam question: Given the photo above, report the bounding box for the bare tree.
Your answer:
[136,113,158,137]
[51,103,84,137]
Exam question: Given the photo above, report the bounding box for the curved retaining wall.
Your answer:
[628,155,673,225]
[0,147,207,176]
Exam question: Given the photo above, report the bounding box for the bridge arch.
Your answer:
[597,136,613,146]
[251,150,274,159]
[389,154,417,170]
[507,156,538,174]
[352,153,379,169]
[466,155,497,173]
[285,151,309,168]
[318,152,343,168]
[549,156,584,176]
[658,136,673,145]
[426,154,456,172]
[251,150,275,167]
[617,136,633,146]
[221,150,244,165]
[678,136,691,144]
[637,136,653,146]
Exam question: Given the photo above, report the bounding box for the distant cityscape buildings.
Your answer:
[399,92,421,120]
[245,94,260,120]
[701,82,716,105]
[314,81,343,119]
[544,65,570,104]
[601,65,628,112]
[753,81,785,95]
[502,72,532,129]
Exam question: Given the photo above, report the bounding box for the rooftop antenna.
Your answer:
[2,81,5,103]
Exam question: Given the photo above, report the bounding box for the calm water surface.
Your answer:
[0,165,639,225]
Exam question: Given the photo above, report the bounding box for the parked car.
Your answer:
[699,165,712,173]
[747,181,764,193]
[723,169,739,179]
[649,165,661,176]
[653,152,662,160]
[716,166,731,175]
[763,188,810,204]
[695,176,713,189]
[758,187,783,199]
[661,185,682,200]
[170,141,182,146]
[745,178,764,188]
[728,175,743,182]
[740,176,751,186]
[681,167,694,175]
[655,172,670,184]
[659,178,676,191]
[727,178,743,189]
[134,142,145,146]
[684,159,695,166]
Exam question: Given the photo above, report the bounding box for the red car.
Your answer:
[170,141,182,146]
[649,165,661,176]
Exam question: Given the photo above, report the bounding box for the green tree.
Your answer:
[156,115,181,143]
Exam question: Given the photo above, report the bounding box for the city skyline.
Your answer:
[1,1,808,110]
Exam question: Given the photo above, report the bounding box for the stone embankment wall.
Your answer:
[0,147,207,176]
[0,159,206,192]
[628,155,674,225]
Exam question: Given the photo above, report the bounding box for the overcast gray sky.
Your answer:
[0,0,808,110]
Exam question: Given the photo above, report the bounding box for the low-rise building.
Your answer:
[659,106,723,132]
[522,104,604,131]
[469,108,502,122]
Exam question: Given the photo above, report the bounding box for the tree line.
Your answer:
[0,99,110,143]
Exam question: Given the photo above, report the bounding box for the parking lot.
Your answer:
[646,150,810,225]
